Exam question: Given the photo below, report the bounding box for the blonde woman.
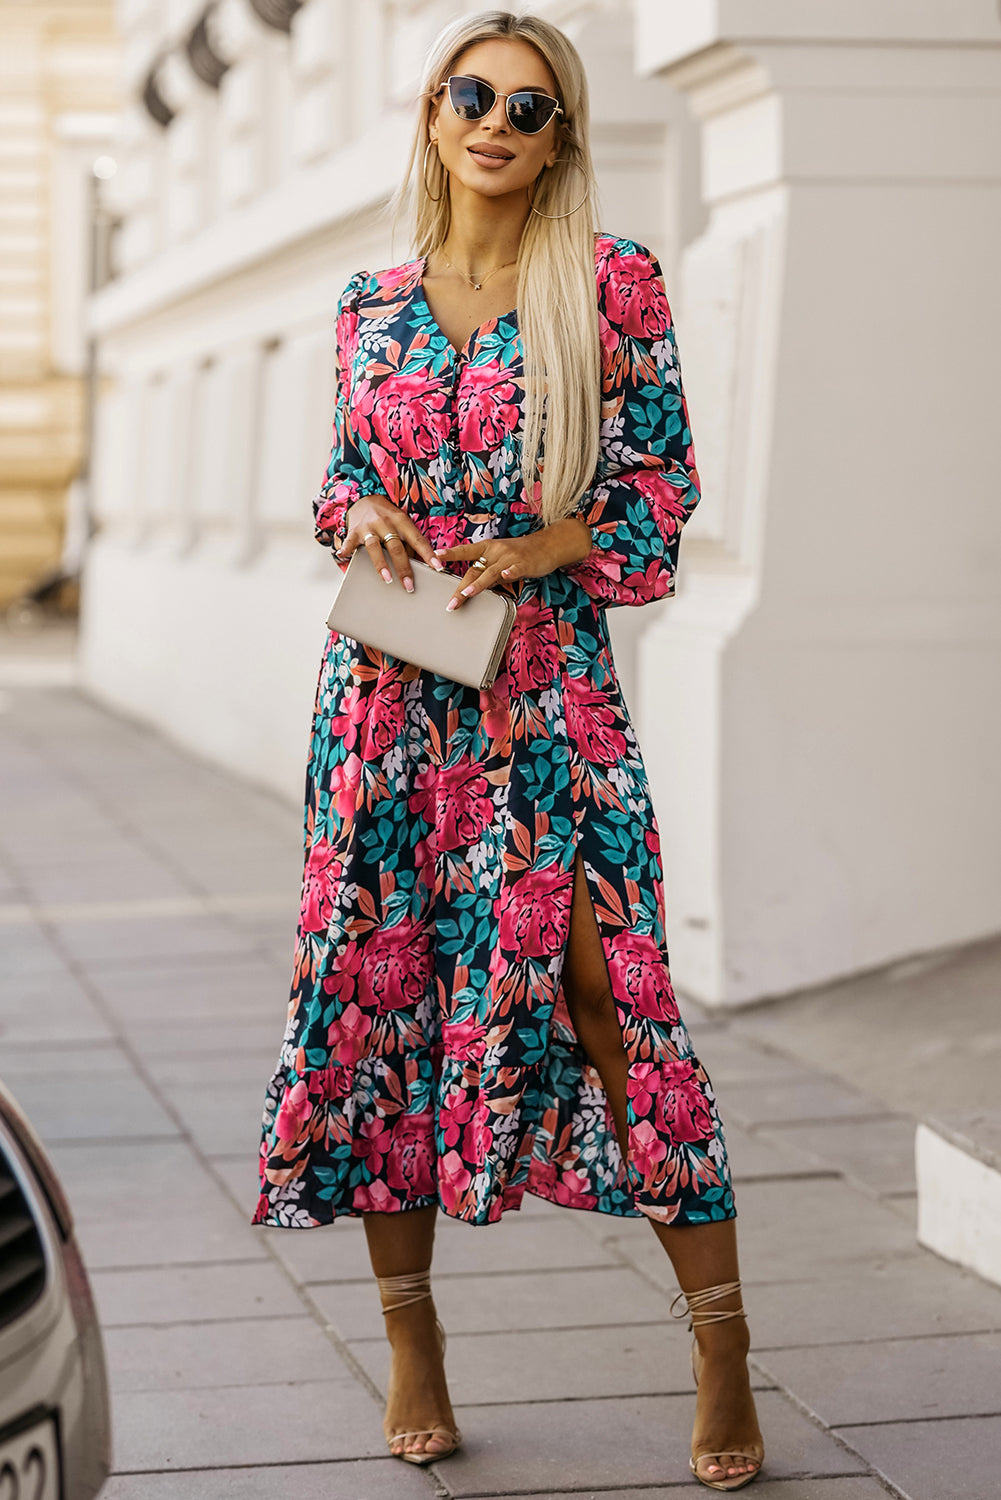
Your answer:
[254,8,765,1491]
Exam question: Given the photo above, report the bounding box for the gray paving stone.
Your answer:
[101,1458,433,1499]
[53,913,252,968]
[49,1139,217,1211]
[0,978,113,1044]
[691,1029,816,1086]
[260,936,303,966]
[494,1484,895,1500]
[8,677,1001,1500]
[439,1389,864,1496]
[73,1208,266,1272]
[2,1068,179,1142]
[733,1177,919,1279]
[0,1040,133,1077]
[882,1191,918,1230]
[722,1120,832,1184]
[159,1077,269,1156]
[163,857,301,899]
[350,1323,776,1404]
[730,938,1001,1118]
[745,1259,1001,1348]
[47,1141,266,1268]
[91,1259,304,1326]
[313,1265,674,1340]
[127,1020,284,1056]
[756,1331,1001,1425]
[758,1115,918,1197]
[16,859,194,904]
[135,813,292,846]
[143,1049,279,1088]
[260,1220,375,1282]
[112,1377,386,1469]
[141,822,294,851]
[226,910,299,944]
[719,1076,891,1129]
[1,927,78,977]
[673,992,722,1031]
[434,1208,626,1275]
[268,1210,622,1287]
[833,1414,1001,1500]
[104,1315,350,1392]
[3,831,137,865]
[209,1153,264,1217]
[600,1177,917,1290]
[91,958,287,1022]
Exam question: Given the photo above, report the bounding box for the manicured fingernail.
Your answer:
[446,598,458,612]
[501,567,512,576]
[403,577,414,593]
[460,585,474,597]
[381,568,392,584]
[430,557,446,572]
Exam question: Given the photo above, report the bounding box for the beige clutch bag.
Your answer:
[325,551,518,690]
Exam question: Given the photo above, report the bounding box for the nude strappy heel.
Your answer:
[669,1278,764,1492]
[376,1269,462,1466]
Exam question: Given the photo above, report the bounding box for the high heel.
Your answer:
[669,1278,763,1492]
[376,1269,463,1466]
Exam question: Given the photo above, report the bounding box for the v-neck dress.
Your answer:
[253,232,736,1229]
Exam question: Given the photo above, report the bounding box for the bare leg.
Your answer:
[561,851,764,1484]
[363,1205,457,1459]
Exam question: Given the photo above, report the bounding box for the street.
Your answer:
[1,662,999,1499]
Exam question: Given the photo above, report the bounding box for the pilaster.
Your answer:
[633,0,1001,1003]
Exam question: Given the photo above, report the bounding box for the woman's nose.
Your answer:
[482,94,510,129]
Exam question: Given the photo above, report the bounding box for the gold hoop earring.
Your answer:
[527,158,590,219]
[423,139,445,202]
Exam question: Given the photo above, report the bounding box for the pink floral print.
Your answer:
[254,234,735,1230]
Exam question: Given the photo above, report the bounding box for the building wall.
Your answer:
[0,0,119,608]
[82,0,1001,1006]
[81,0,694,798]
[632,0,1001,1002]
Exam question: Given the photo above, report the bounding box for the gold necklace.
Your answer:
[440,250,518,292]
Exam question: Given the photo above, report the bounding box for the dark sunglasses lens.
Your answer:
[508,92,556,133]
[448,76,492,119]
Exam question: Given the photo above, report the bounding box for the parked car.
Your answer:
[0,1081,110,1498]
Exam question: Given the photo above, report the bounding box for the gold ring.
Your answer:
[472,557,488,570]
[382,532,398,544]
[362,531,377,543]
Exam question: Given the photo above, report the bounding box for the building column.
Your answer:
[632,0,1001,1005]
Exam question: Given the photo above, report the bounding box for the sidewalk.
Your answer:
[1,664,999,1499]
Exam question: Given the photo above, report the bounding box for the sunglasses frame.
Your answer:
[433,73,565,135]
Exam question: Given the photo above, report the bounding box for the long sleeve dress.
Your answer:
[253,232,736,1229]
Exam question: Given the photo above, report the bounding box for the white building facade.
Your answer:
[83,0,1001,1007]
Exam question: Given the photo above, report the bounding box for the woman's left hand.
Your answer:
[436,517,592,611]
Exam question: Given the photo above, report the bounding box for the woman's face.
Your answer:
[428,38,562,203]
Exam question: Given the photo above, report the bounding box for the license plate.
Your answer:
[0,1413,61,1500]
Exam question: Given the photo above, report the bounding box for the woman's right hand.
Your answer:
[335,494,445,592]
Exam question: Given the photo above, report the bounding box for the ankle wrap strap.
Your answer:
[376,1269,433,1314]
[669,1278,745,1329]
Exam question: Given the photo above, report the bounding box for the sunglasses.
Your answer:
[434,74,564,135]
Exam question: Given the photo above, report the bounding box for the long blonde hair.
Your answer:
[389,10,602,527]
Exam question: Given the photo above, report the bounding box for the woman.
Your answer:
[253,9,764,1491]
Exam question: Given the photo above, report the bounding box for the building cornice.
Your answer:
[88,112,412,337]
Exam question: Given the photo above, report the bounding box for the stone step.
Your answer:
[916,1112,1001,1288]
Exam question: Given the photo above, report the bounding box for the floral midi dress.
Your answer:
[253,232,736,1230]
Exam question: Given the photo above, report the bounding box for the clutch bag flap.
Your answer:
[325,552,517,690]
